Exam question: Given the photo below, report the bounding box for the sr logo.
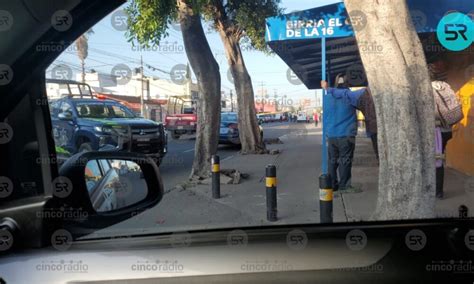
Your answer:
[286,229,308,250]
[436,12,474,51]
[111,10,128,31]
[170,64,188,85]
[0,230,13,251]
[51,229,73,251]
[465,230,474,251]
[51,10,73,32]
[52,176,73,198]
[405,229,427,251]
[227,230,248,248]
[0,64,13,85]
[345,229,367,251]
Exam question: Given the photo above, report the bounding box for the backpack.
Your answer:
[432,81,463,128]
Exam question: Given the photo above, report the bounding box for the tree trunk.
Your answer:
[344,0,436,219]
[218,30,266,154]
[177,0,221,179]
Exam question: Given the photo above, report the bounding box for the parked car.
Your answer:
[219,112,263,145]
[48,79,167,164]
[164,96,197,139]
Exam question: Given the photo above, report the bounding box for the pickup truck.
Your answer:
[164,96,197,139]
[47,79,167,165]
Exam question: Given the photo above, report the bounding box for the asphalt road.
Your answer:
[159,121,300,191]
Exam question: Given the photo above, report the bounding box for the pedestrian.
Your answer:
[320,74,365,193]
[429,64,463,199]
[313,112,319,127]
[322,82,378,160]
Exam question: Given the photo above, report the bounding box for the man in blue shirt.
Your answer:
[321,75,366,193]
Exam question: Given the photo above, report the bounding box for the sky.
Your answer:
[50,0,341,105]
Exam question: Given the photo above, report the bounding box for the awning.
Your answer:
[265,0,473,89]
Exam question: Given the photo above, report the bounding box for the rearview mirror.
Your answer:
[58,111,73,121]
[57,151,163,236]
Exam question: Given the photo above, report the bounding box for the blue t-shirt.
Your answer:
[324,88,365,138]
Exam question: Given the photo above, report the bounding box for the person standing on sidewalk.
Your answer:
[320,74,365,193]
[321,81,378,160]
[313,112,319,127]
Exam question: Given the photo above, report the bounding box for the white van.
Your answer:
[297,112,307,122]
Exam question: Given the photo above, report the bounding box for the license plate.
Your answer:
[137,138,150,142]
[177,126,184,129]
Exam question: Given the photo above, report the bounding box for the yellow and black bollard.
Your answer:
[211,155,220,199]
[319,174,333,223]
[266,165,277,222]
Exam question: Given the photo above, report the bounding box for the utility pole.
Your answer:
[260,81,265,113]
[230,90,234,112]
[140,55,145,118]
[273,89,278,111]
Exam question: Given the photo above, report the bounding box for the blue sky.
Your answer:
[52,0,341,103]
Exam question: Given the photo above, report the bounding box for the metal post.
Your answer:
[319,174,333,223]
[265,165,277,222]
[321,36,327,174]
[211,155,220,199]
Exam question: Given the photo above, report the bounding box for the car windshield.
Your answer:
[75,102,135,119]
[221,113,238,121]
[8,0,470,242]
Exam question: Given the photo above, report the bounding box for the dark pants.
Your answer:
[436,131,452,198]
[328,136,356,191]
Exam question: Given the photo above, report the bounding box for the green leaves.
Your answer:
[222,0,283,51]
[125,0,178,47]
[125,0,282,52]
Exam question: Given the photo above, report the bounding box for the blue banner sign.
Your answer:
[266,3,353,41]
[266,0,473,42]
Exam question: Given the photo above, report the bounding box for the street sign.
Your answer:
[265,3,354,42]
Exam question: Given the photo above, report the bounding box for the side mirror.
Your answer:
[55,151,164,237]
[58,111,73,121]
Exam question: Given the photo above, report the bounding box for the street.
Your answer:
[159,122,299,192]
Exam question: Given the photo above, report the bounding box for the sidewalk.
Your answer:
[183,123,474,224]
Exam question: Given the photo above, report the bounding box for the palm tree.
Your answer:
[75,29,94,83]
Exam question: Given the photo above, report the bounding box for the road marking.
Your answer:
[183,148,194,153]
[221,155,234,162]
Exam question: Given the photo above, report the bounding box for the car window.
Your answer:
[30,0,474,242]
[98,159,111,173]
[109,104,135,118]
[49,100,61,117]
[60,101,73,114]
[76,103,109,118]
[85,160,103,192]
